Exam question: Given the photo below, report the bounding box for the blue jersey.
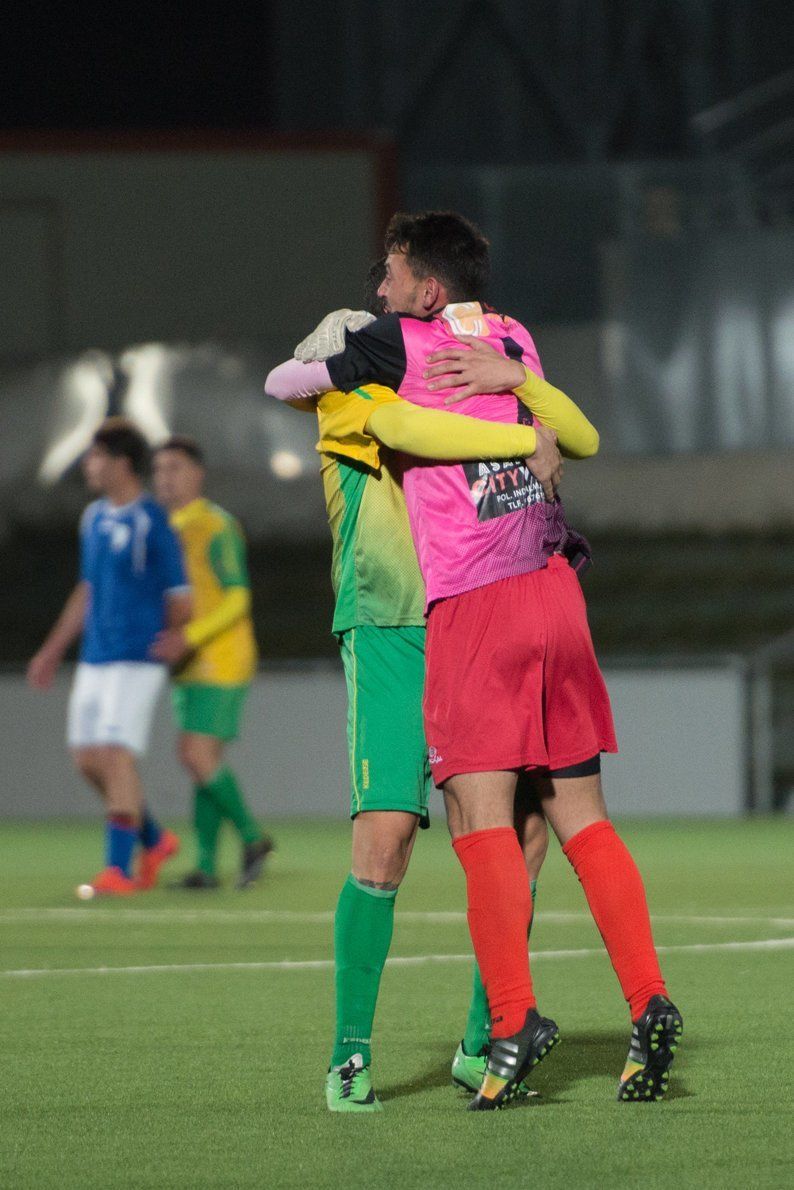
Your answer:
[79,494,188,664]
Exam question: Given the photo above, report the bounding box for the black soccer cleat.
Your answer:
[617,995,684,1102]
[236,835,275,889]
[168,871,220,890]
[468,1008,560,1111]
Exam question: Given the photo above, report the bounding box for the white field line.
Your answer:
[1,907,793,928]
[2,936,793,980]
[1,904,794,932]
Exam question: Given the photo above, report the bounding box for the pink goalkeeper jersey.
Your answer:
[326,302,577,608]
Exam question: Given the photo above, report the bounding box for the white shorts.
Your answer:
[67,662,167,757]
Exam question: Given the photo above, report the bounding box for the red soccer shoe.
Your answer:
[81,867,138,897]
[137,829,181,890]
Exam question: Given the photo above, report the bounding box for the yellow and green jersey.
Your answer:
[170,498,258,686]
[317,385,425,635]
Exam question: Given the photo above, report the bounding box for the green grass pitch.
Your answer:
[2,817,793,1189]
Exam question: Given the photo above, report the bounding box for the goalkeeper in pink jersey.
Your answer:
[267,212,681,1111]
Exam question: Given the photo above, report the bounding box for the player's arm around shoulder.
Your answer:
[423,335,600,460]
[265,357,334,403]
[365,395,540,463]
[512,368,599,460]
[266,310,408,403]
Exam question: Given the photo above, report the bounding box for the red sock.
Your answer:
[453,827,535,1038]
[108,814,135,828]
[563,820,667,1020]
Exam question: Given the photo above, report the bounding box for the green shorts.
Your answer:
[339,624,432,827]
[171,683,249,741]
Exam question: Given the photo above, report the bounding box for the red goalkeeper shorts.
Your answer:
[423,555,618,786]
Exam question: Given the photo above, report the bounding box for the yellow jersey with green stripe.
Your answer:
[170,498,258,685]
[317,384,425,634]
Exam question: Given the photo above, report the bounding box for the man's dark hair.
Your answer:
[384,210,490,302]
[155,435,205,466]
[92,417,149,476]
[364,258,387,315]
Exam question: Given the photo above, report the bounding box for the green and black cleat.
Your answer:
[618,995,684,1102]
[451,1042,537,1098]
[468,1009,560,1111]
[168,871,220,890]
[325,1054,383,1113]
[237,835,275,889]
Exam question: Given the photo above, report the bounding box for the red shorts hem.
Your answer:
[431,754,546,787]
[431,743,618,788]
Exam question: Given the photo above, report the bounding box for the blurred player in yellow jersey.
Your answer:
[151,436,273,889]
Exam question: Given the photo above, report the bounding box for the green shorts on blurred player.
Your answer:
[280,268,553,1112]
[152,437,273,890]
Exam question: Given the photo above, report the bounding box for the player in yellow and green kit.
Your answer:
[269,262,597,1110]
[151,437,273,889]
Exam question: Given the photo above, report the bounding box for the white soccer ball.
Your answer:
[76,883,96,900]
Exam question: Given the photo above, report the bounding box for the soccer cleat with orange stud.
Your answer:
[468,1008,560,1111]
[617,995,683,1102]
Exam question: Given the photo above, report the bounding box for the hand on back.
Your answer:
[529,424,563,502]
[423,335,562,499]
[423,335,526,404]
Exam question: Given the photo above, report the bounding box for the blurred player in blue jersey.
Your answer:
[28,418,192,896]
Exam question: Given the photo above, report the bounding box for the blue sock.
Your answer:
[139,807,162,850]
[106,815,137,877]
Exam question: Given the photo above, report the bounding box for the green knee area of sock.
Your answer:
[348,874,398,900]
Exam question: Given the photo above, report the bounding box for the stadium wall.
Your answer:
[0,133,393,359]
[2,663,748,821]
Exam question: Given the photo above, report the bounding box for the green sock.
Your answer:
[194,786,223,876]
[463,879,538,1056]
[331,874,397,1068]
[202,766,261,846]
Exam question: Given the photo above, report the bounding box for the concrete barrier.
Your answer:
[1,659,748,820]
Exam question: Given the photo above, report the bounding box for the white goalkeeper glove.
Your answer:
[294,308,376,362]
